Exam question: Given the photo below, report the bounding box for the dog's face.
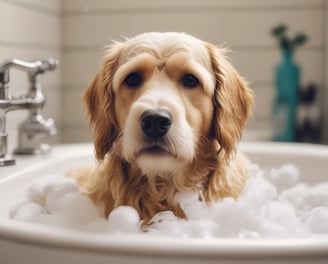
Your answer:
[84,32,253,177]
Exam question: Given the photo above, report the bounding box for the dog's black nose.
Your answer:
[140,109,172,139]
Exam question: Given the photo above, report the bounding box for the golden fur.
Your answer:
[74,32,254,224]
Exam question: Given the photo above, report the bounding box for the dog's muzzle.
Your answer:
[140,109,172,139]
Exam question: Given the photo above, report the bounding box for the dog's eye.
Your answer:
[181,74,200,89]
[124,72,143,88]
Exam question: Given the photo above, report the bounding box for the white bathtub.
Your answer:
[0,142,327,264]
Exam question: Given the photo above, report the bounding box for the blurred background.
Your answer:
[0,0,327,150]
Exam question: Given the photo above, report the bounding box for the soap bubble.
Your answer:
[305,207,328,233]
[268,164,300,191]
[108,206,140,233]
[8,164,328,238]
[10,201,46,222]
[175,192,213,220]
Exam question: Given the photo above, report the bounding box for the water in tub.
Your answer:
[5,163,328,238]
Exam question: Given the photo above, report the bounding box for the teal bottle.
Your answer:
[273,50,300,142]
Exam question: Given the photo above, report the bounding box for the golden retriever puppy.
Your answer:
[77,32,253,224]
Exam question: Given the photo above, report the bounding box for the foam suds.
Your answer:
[9,163,328,238]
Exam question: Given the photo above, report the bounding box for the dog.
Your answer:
[74,32,253,225]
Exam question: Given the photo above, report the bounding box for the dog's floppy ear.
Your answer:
[206,44,254,163]
[83,43,122,160]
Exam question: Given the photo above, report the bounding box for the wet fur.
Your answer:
[73,32,254,224]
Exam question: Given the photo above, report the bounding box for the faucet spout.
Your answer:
[0,58,58,99]
[0,58,58,166]
[0,58,58,81]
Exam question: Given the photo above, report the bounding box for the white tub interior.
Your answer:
[0,142,328,264]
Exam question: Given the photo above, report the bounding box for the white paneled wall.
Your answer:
[324,2,328,143]
[62,0,327,143]
[1,0,327,145]
[0,0,62,151]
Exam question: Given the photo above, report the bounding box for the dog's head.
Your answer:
[84,32,253,176]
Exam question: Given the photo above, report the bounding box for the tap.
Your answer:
[13,61,58,155]
[0,58,58,166]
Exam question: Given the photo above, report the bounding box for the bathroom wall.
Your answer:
[324,2,328,143]
[61,0,327,143]
[1,0,327,147]
[0,0,62,151]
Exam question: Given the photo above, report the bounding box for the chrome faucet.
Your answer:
[0,58,58,166]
